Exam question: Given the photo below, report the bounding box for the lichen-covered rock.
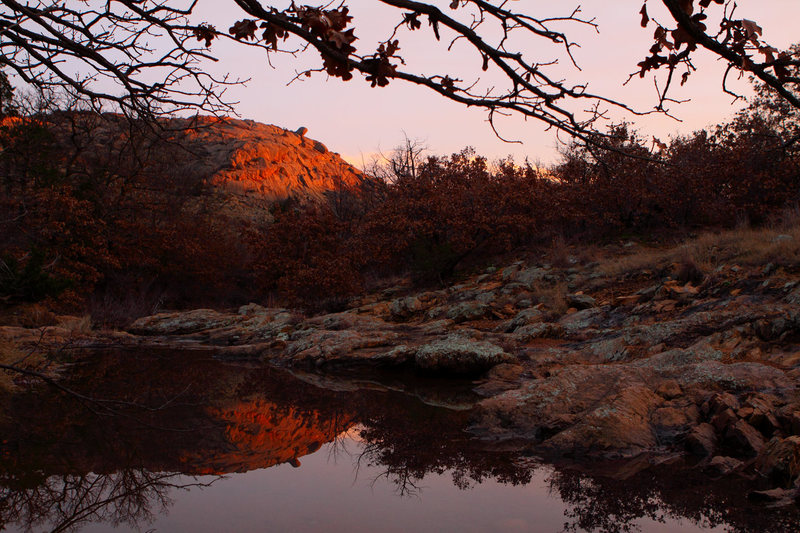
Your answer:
[282,328,401,366]
[744,394,781,436]
[472,364,640,442]
[633,344,722,373]
[747,487,798,505]
[129,309,244,335]
[755,315,800,341]
[725,420,766,456]
[651,406,696,441]
[543,385,663,456]
[513,323,563,341]
[389,295,427,320]
[627,308,765,347]
[419,319,455,334]
[510,266,551,287]
[655,380,682,399]
[677,361,791,392]
[586,335,629,362]
[706,392,741,416]
[238,303,269,316]
[446,301,491,323]
[475,290,498,305]
[506,308,544,332]
[559,308,604,336]
[777,407,800,435]
[711,408,739,433]
[305,312,389,332]
[785,287,800,305]
[414,335,514,374]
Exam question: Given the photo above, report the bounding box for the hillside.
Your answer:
[167,116,366,216]
[0,112,372,308]
[40,113,367,218]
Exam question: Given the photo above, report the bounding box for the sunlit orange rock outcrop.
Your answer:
[169,116,365,215]
[34,112,366,221]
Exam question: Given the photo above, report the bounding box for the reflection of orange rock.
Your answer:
[181,399,355,475]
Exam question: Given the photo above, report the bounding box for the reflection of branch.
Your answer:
[0,362,199,432]
[0,469,221,533]
[357,440,426,498]
[325,413,357,465]
[9,328,47,366]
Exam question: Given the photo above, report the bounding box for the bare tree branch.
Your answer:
[0,1,797,143]
[0,0,237,118]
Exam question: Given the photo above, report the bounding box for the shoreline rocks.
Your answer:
[5,250,800,502]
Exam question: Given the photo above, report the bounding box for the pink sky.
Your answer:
[191,1,800,166]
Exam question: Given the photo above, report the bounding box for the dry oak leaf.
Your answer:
[404,12,422,31]
[741,19,763,42]
[326,7,353,31]
[230,19,258,41]
[193,24,217,47]
[327,29,357,50]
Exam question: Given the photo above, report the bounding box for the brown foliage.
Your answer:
[2,73,797,315]
[553,117,800,232]
[247,100,798,308]
[250,203,364,311]
[246,149,553,307]
[0,113,247,321]
[360,150,545,277]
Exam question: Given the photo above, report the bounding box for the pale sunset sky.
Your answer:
[191,1,800,167]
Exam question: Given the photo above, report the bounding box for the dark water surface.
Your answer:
[1,350,797,532]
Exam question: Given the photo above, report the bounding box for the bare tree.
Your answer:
[0,1,798,139]
[216,0,800,144]
[366,134,429,183]
[0,0,234,117]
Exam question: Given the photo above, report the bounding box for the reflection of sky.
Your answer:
[74,436,726,533]
[187,1,800,165]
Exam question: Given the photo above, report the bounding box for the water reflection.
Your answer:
[1,350,797,532]
[0,470,216,533]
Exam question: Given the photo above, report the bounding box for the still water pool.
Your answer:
[0,351,795,532]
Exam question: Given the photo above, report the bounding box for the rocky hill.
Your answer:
[168,116,365,209]
[39,113,366,221]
